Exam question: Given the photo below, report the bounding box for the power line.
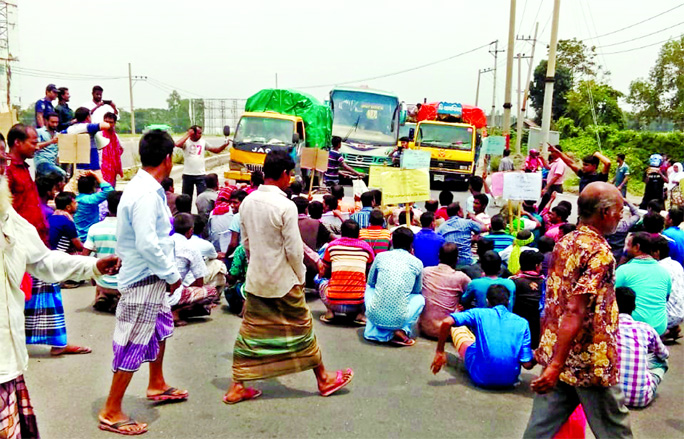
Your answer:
[599,34,683,55]
[13,66,124,80]
[295,42,492,89]
[587,2,684,40]
[596,21,684,48]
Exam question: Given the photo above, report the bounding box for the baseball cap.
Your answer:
[46,84,58,92]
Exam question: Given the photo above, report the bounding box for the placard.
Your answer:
[58,134,91,164]
[490,171,504,197]
[376,167,430,205]
[368,165,385,189]
[502,172,542,201]
[0,110,17,138]
[400,149,432,170]
[300,148,329,172]
[481,136,506,155]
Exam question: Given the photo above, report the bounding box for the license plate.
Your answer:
[434,174,445,182]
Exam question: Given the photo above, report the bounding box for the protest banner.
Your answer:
[378,167,430,205]
[58,134,91,164]
[300,148,329,195]
[400,149,432,170]
[368,165,385,189]
[0,110,17,138]
[480,136,506,155]
[502,171,542,201]
[490,171,504,197]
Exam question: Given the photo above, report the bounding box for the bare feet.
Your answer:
[223,382,262,404]
[50,344,92,356]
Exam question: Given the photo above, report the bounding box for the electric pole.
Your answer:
[502,0,517,145]
[275,73,278,88]
[0,2,17,112]
[540,0,561,156]
[514,24,539,154]
[475,68,493,107]
[520,23,539,119]
[489,40,504,128]
[513,53,532,154]
[128,64,147,135]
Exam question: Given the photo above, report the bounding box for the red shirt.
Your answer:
[8,158,49,244]
[435,206,449,221]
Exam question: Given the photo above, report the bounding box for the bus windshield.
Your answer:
[330,90,399,146]
[416,124,473,151]
[234,117,294,145]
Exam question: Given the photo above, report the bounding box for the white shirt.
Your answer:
[208,211,234,253]
[189,234,218,260]
[241,185,305,298]
[0,207,99,384]
[82,100,116,124]
[181,138,206,175]
[168,233,208,306]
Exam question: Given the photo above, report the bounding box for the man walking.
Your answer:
[99,130,187,436]
[523,182,632,439]
[175,126,230,200]
[223,150,353,404]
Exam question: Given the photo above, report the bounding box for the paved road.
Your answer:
[26,285,683,438]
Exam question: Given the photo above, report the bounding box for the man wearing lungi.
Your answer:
[223,149,354,404]
[0,142,119,439]
[98,130,187,436]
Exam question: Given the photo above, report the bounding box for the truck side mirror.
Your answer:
[223,125,231,137]
[408,128,415,141]
[400,109,407,125]
[292,133,300,144]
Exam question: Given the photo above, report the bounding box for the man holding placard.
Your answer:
[62,107,113,173]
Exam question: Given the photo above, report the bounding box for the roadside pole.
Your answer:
[515,54,523,154]
[489,41,504,128]
[475,68,493,107]
[521,23,539,120]
[515,23,538,154]
[128,63,135,134]
[540,0,561,156]
[502,0,516,147]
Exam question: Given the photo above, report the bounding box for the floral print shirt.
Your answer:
[536,225,620,387]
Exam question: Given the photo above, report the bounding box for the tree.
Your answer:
[627,36,684,129]
[529,60,573,124]
[565,80,624,128]
[556,38,600,79]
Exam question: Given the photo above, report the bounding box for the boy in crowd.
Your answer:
[435,190,453,221]
[321,194,343,235]
[431,285,534,388]
[498,149,515,172]
[461,251,516,311]
[612,153,630,197]
[49,192,84,254]
[359,209,392,255]
[74,171,114,242]
[511,250,545,349]
[616,287,669,408]
[190,215,227,294]
[83,191,123,313]
[162,177,179,216]
[437,202,483,266]
[465,176,492,215]
[413,212,446,268]
[470,193,491,229]
[482,214,514,253]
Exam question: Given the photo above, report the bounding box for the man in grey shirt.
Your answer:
[498,149,515,172]
[195,173,219,225]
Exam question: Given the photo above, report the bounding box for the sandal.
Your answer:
[390,337,416,347]
[98,418,148,436]
[50,345,92,356]
[146,387,189,402]
[319,368,354,397]
[319,315,334,324]
[222,387,262,405]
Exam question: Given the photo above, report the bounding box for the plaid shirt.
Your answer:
[617,314,669,407]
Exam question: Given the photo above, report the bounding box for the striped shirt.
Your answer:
[84,217,118,289]
[322,237,374,305]
[483,231,515,253]
[351,207,373,229]
[359,226,392,255]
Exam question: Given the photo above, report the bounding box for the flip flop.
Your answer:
[390,338,416,347]
[50,345,92,356]
[319,368,354,397]
[98,418,148,436]
[352,319,367,327]
[319,315,335,324]
[146,387,189,402]
[222,387,262,405]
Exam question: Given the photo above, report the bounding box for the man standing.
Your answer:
[99,130,187,436]
[612,153,630,197]
[100,112,124,188]
[55,86,74,131]
[323,135,363,187]
[63,107,112,174]
[523,182,632,439]
[538,144,567,211]
[175,126,230,200]
[83,85,118,124]
[34,112,66,178]
[548,144,610,194]
[0,141,119,439]
[34,84,58,128]
[436,202,482,266]
[498,149,515,172]
[223,150,353,404]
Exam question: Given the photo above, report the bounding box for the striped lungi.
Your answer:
[24,277,67,348]
[112,276,173,372]
[0,375,39,439]
[232,285,322,382]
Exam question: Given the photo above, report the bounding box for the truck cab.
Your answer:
[411,120,477,184]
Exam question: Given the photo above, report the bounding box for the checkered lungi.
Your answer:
[0,375,39,439]
[24,277,67,348]
[112,276,173,372]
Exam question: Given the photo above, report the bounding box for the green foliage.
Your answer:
[529,60,573,124]
[556,38,600,78]
[565,80,625,128]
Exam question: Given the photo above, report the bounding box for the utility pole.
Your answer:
[540,0,561,156]
[520,23,539,119]
[128,63,135,134]
[275,73,278,88]
[502,0,517,146]
[489,40,504,129]
[515,23,539,154]
[513,53,532,154]
[0,2,17,112]
[475,68,493,107]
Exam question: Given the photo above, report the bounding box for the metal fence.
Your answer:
[202,98,246,135]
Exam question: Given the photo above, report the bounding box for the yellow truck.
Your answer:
[411,120,477,185]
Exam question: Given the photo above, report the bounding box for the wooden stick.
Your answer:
[406,203,411,228]
[508,200,512,233]
[308,168,315,197]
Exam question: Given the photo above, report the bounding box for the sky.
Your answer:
[11,0,684,115]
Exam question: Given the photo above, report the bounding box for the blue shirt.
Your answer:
[350,206,373,229]
[483,232,514,253]
[34,128,61,173]
[62,122,102,170]
[48,214,77,251]
[34,97,54,125]
[366,249,423,328]
[615,162,630,186]
[117,169,181,288]
[74,182,114,242]
[663,226,684,268]
[462,277,516,311]
[413,228,446,268]
[450,305,533,388]
[436,216,482,265]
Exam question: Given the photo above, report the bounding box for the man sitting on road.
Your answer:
[651,236,684,342]
[431,284,535,388]
[319,220,374,325]
[413,212,446,268]
[196,173,219,225]
[350,191,375,229]
[482,214,514,253]
[461,250,516,311]
[437,202,482,266]
[359,209,392,255]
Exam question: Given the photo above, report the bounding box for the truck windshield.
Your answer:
[417,124,473,151]
[330,90,399,146]
[234,117,294,145]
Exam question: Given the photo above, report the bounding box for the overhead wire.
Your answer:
[596,21,684,48]
[586,2,684,40]
[599,34,683,55]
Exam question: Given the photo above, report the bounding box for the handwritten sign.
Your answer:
[400,149,432,170]
[490,172,504,197]
[481,136,506,155]
[58,134,91,164]
[300,148,329,172]
[503,172,542,201]
[372,167,430,205]
[368,165,385,189]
